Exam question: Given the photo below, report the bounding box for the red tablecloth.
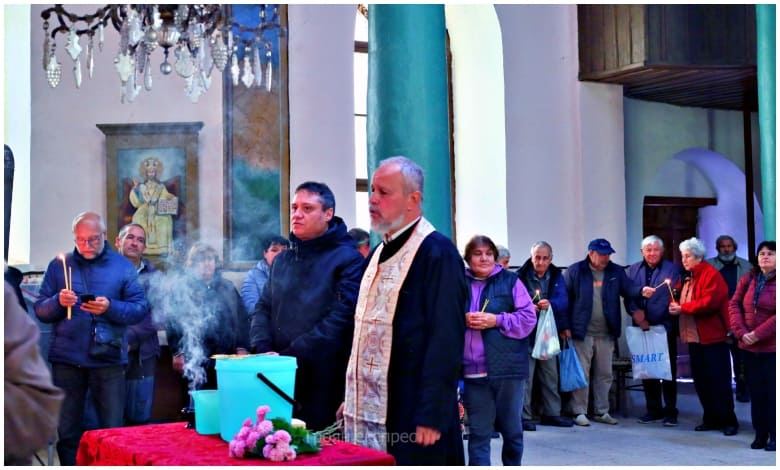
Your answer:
[76,422,395,466]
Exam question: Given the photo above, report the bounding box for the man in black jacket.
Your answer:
[250,181,364,432]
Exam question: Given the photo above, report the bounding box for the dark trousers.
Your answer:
[52,363,125,466]
[464,377,526,466]
[744,350,776,438]
[642,329,678,418]
[688,342,738,429]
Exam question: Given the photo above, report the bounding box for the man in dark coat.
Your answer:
[34,211,148,465]
[343,156,467,465]
[561,238,651,427]
[250,181,364,432]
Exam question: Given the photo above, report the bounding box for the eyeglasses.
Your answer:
[75,235,103,246]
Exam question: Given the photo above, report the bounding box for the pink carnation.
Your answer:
[228,439,246,458]
[255,419,273,437]
[256,405,271,421]
[273,430,292,444]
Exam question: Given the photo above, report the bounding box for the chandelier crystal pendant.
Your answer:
[40,4,283,103]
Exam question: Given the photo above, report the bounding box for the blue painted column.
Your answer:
[756,5,776,240]
[367,5,453,238]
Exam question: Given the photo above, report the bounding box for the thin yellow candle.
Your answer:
[665,279,675,299]
[60,254,72,320]
[532,289,541,301]
[480,299,490,312]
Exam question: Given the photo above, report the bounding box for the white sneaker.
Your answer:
[573,414,590,426]
[593,412,618,425]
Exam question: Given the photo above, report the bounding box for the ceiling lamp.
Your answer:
[40,4,282,103]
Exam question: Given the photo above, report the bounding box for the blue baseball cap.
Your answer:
[588,238,615,254]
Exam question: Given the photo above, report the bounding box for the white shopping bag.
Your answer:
[531,306,560,360]
[625,325,672,380]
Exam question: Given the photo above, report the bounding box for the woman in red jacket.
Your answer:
[729,240,776,451]
[669,237,739,437]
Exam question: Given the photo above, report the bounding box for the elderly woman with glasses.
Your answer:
[729,241,776,451]
[669,237,739,437]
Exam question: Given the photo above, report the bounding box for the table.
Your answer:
[76,422,395,466]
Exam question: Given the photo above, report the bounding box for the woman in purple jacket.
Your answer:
[729,240,776,452]
[461,235,536,466]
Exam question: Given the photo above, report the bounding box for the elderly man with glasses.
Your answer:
[34,211,148,466]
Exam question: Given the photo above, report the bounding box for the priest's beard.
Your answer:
[371,211,407,239]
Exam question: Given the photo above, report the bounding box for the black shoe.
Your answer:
[522,421,537,432]
[637,413,663,424]
[722,426,738,436]
[751,435,768,449]
[765,438,776,452]
[695,423,716,431]
[540,416,573,427]
[662,416,679,427]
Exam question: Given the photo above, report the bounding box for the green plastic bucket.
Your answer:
[189,389,220,435]
[215,355,297,442]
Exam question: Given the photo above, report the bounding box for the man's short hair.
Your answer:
[262,235,290,252]
[496,245,511,260]
[295,181,336,212]
[378,156,424,198]
[715,235,738,250]
[348,228,370,246]
[72,211,106,233]
[640,235,664,250]
[118,223,146,240]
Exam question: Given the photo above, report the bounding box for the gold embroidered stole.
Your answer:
[343,217,435,451]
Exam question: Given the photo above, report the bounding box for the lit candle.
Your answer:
[665,279,675,299]
[532,289,541,301]
[480,299,490,312]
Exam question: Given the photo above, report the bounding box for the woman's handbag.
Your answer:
[625,325,672,380]
[558,338,588,392]
[531,306,561,360]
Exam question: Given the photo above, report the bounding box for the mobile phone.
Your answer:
[79,293,96,303]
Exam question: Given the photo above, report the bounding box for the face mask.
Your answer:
[718,252,736,263]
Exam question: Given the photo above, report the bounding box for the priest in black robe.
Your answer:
[343,156,467,465]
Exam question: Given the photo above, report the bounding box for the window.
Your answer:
[354,6,370,232]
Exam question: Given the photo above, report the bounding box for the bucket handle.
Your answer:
[256,372,302,412]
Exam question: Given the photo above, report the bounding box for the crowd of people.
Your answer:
[5,158,775,466]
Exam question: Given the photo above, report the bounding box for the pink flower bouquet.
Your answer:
[228,405,321,461]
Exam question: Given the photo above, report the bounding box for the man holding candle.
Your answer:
[34,212,148,466]
[624,235,682,427]
[517,241,572,430]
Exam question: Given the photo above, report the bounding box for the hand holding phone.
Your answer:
[79,293,96,303]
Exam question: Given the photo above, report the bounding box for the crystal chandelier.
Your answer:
[40,4,283,103]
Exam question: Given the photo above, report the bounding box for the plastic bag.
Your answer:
[558,338,588,392]
[625,325,672,380]
[531,306,560,360]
